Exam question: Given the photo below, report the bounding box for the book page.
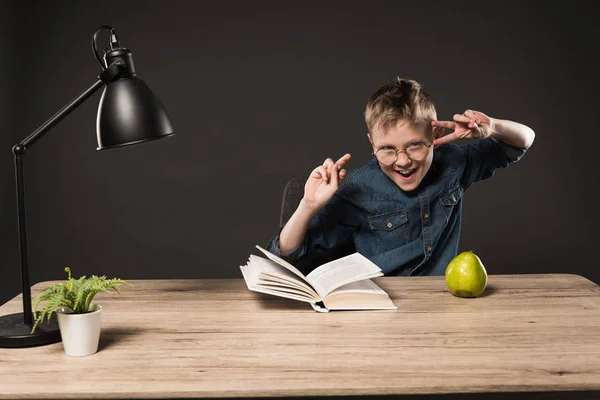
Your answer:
[259,274,320,299]
[254,281,316,301]
[255,245,307,280]
[240,265,316,303]
[323,279,398,310]
[327,278,387,295]
[248,254,318,297]
[306,252,383,298]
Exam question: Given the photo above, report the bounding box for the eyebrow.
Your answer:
[376,140,423,148]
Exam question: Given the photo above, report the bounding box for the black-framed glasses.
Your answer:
[373,142,432,165]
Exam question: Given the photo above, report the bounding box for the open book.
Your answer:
[240,245,397,312]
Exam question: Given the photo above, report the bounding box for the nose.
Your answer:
[395,151,412,167]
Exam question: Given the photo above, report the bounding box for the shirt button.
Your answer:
[386,220,393,228]
[426,245,432,252]
[423,212,429,219]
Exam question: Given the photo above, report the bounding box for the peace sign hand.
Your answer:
[432,110,494,146]
[302,153,352,212]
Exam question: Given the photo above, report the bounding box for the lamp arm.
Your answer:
[12,61,125,325]
[16,61,126,153]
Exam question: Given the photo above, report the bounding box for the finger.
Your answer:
[459,128,472,138]
[316,165,329,183]
[464,109,481,125]
[323,157,334,171]
[464,109,480,124]
[330,163,339,187]
[334,155,351,172]
[453,114,471,124]
[322,165,331,182]
[433,135,454,146]
[311,166,323,179]
[433,130,465,146]
[431,120,457,129]
[338,169,346,185]
[311,167,322,180]
[335,153,351,166]
[454,114,478,128]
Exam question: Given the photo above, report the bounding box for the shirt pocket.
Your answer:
[367,209,409,252]
[438,185,463,223]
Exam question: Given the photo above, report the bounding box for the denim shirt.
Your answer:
[267,137,527,276]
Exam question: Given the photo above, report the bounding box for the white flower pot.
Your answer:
[56,303,102,357]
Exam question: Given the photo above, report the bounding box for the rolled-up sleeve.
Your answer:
[461,137,528,189]
[266,188,361,266]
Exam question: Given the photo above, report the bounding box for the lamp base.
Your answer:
[0,312,61,348]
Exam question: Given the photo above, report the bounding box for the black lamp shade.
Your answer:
[96,76,174,150]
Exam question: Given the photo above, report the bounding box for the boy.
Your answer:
[267,77,535,276]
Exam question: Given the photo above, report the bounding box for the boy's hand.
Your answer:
[302,153,351,212]
[431,110,495,146]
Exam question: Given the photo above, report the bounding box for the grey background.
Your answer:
[1,0,598,307]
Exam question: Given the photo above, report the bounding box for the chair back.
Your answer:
[280,177,305,226]
[279,177,355,273]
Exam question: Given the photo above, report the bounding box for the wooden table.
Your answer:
[0,274,599,399]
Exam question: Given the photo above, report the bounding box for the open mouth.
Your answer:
[395,168,417,180]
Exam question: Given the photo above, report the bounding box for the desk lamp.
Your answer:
[0,25,174,348]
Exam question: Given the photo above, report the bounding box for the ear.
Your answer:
[432,126,445,140]
[367,132,373,145]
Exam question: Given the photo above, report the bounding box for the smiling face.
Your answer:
[364,77,439,190]
[368,120,434,192]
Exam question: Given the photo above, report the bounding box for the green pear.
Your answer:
[445,251,487,297]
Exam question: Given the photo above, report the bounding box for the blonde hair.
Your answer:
[365,77,437,136]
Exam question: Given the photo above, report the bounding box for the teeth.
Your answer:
[399,169,414,176]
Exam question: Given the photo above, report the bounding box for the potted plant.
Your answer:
[31,267,130,357]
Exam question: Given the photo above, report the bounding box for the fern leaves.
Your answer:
[31,267,130,333]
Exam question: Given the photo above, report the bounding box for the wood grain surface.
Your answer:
[0,274,599,399]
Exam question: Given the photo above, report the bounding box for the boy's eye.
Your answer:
[380,146,395,151]
[407,142,424,149]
